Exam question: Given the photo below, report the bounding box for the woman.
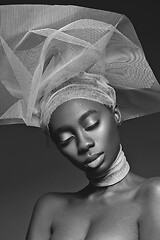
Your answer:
[25,73,160,240]
[0,5,160,240]
[26,99,159,239]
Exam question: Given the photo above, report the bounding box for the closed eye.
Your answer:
[58,121,99,146]
[85,121,99,131]
[59,136,74,147]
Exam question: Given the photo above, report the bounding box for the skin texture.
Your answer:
[26,99,160,240]
[49,99,121,180]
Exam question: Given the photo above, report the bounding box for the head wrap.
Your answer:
[0,5,160,128]
[40,72,116,127]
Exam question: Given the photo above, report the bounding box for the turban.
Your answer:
[40,72,116,127]
[0,5,160,128]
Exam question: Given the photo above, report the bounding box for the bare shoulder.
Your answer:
[137,176,160,200]
[136,177,160,239]
[26,192,73,240]
[136,176,160,216]
[34,192,72,214]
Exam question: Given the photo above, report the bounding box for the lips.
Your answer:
[85,152,105,168]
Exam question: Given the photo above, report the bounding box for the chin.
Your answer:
[85,164,110,180]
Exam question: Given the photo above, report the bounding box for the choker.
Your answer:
[86,145,130,187]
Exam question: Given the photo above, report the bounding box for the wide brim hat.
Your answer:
[0,5,160,127]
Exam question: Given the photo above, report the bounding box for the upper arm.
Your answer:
[138,178,160,240]
[26,194,54,240]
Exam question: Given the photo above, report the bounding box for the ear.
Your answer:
[113,105,121,125]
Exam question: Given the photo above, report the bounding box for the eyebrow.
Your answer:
[54,110,98,135]
[79,110,98,123]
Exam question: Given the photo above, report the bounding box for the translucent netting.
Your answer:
[0,5,160,127]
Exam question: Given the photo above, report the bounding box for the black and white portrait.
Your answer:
[0,2,160,240]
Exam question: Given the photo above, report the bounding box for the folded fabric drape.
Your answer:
[0,5,160,127]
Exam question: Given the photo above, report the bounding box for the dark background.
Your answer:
[0,1,160,240]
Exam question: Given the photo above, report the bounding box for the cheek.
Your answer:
[94,119,118,147]
[58,141,77,160]
[58,143,86,170]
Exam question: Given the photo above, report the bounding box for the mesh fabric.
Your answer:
[0,5,160,127]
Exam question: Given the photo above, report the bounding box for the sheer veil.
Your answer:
[0,5,160,127]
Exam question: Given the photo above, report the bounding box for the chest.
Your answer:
[51,200,140,240]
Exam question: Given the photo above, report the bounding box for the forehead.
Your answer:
[49,99,110,129]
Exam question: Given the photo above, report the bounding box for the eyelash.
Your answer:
[59,121,99,147]
[85,121,99,131]
[59,136,74,147]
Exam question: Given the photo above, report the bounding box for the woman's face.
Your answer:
[49,99,121,180]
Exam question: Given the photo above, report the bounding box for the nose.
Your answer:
[77,131,95,155]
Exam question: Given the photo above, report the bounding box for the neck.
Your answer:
[87,145,130,187]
